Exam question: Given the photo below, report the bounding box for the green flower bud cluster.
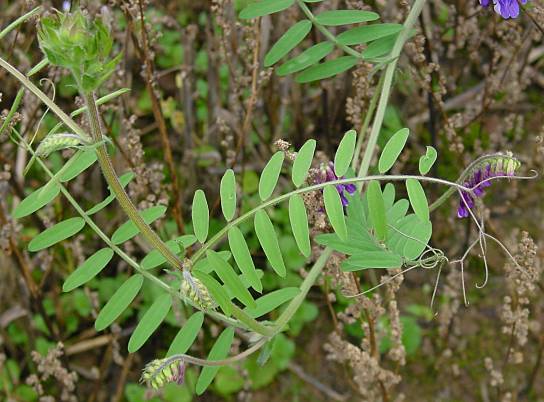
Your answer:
[181,270,215,310]
[35,133,83,157]
[141,357,185,389]
[37,11,121,92]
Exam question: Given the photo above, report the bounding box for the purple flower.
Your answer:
[319,162,356,206]
[457,155,520,218]
[479,0,529,19]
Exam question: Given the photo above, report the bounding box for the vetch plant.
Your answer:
[0,1,538,396]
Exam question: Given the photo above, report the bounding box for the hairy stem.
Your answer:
[81,91,185,270]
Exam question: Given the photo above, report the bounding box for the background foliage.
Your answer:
[0,0,543,401]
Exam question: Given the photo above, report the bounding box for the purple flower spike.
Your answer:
[318,162,356,206]
[456,154,520,218]
[480,0,529,19]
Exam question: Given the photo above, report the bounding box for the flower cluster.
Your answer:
[479,0,529,19]
[38,11,120,91]
[181,269,215,310]
[141,357,186,389]
[318,162,356,206]
[457,153,521,218]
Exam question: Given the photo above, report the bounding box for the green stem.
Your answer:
[0,6,42,40]
[352,72,385,171]
[272,248,332,333]
[82,91,184,270]
[296,0,363,59]
[357,0,427,179]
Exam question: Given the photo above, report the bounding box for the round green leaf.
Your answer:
[334,129,357,177]
[166,312,205,357]
[362,33,398,59]
[228,227,262,292]
[243,287,300,318]
[128,293,172,353]
[207,250,256,309]
[378,127,409,174]
[277,42,334,76]
[63,248,114,292]
[406,178,429,221]
[239,0,294,19]
[59,149,97,182]
[367,180,387,241]
[111,205,167,245]
[13,183,60,219]
[296,56,359,83]
[419,146,437,175]
[220,169,237,221]
[323,185,348,241]
[265,20,312,67]
[192,190,209,243]
[95,274,143,331]
[292,139,316,187]
[28,217,85,252]
[337,24,403,46]
[141,240,181,270]
[288,194,311,257]
[254,210,286,277]
[195,327,235,395]
[343,251,402,270]
[259,151,285,201]
[315,10,379,26]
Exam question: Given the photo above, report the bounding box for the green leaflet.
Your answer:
[207,250,256,308]
[288,194,311,257]
[367,180,387,241]
[59,149,97,182]
[243,287,300,318]
[128,294,172,353]
[334,129,357,177]
[315,10,379,26]
[95,274,143,331]
[406,178,429,221]
[292,139,316,187]
[13,182,60,219]
[387,199,409,224]
[228,227,263,292]
[277,42,334,76]
[323,185,348,241]
[378,127,409,173]
[63,248,114,292]
[387,214,432,261]
[383,183,396,210]
[254,210,286,277]
[362,33,398,59]
[192,190,210,243]
[192,270,232,316]
[166,312,204,357]
[419,146,437,175]
[259,151,284,201]
[342,251,402,271]
[28,217,86,252]
[195,327,235,395]
[111,205,167,245]
[193,250,232,274]
[220,169,237,221]
[296,56,358,83]
[337,23,403,45]
[239,0,294,19]
[141,240,181,270]
[265,20,312,67]
[86,171,135,215]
